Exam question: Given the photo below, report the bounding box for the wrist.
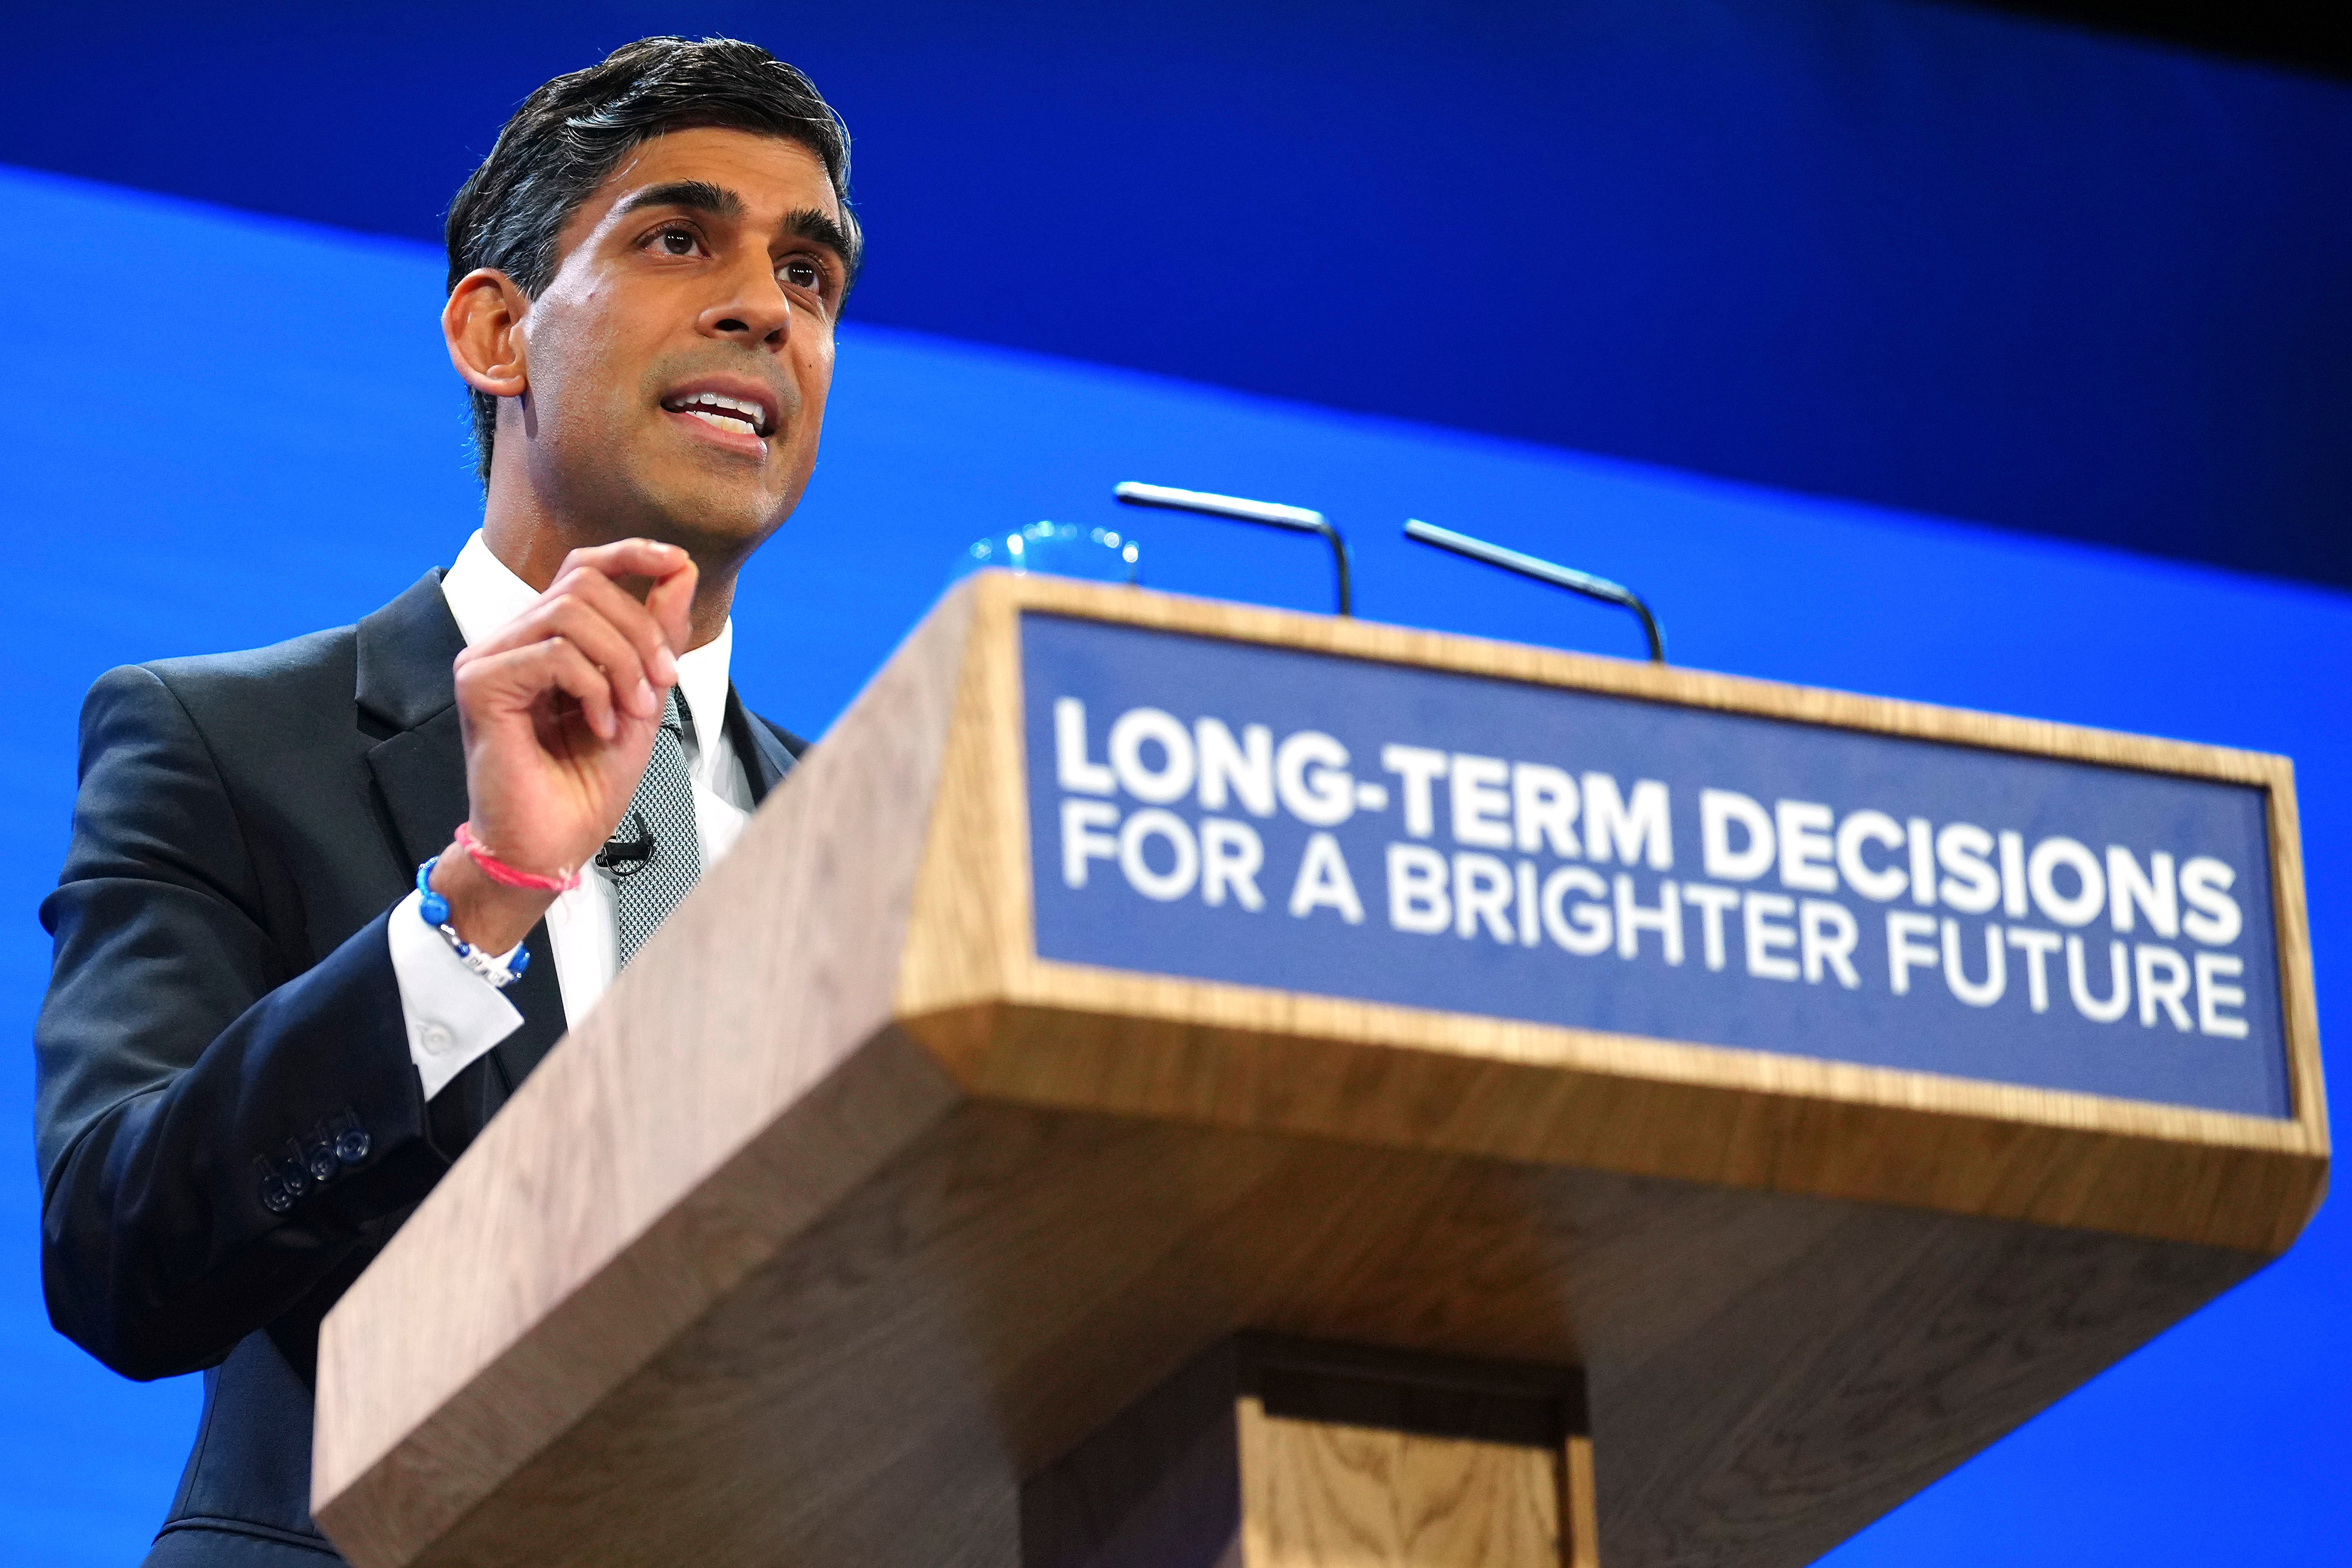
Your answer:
[429,845,554,955]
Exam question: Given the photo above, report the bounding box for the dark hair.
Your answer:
[445,36,861,481]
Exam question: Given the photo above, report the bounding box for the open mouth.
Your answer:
[660,389,775,441]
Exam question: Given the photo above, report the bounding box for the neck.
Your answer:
[478,462,740,651]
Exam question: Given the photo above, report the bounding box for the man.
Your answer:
[33,37,860,1566]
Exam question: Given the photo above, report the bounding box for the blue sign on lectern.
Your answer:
[1021,613,2290,1118]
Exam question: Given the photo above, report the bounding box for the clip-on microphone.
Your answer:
[596,812,657,877]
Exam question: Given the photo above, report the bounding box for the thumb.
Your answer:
[647,556,699,662]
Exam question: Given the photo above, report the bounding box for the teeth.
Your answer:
[682,399,762,430]
[671,390,767,434]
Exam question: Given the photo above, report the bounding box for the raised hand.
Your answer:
[429,539,698,952]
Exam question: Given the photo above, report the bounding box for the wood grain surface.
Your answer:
[1240,1402,1561,1567]
[310,572,2325,1568]
[1024,1337,1590,1568]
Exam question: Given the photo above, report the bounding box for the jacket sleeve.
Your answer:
[35,664,452,1380]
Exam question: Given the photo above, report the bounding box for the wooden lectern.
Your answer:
[312,574,2326,1567]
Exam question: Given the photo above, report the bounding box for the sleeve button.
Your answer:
[335,1128,371,1167]
[259,1178,293,1215]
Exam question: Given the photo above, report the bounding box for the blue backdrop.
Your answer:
[1,165,2345,1562]
[2,2,2349,586]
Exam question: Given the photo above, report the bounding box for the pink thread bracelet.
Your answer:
[452,822,584,894]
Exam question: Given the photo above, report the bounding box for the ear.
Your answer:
[443,269,531,398]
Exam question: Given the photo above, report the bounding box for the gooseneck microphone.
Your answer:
[1113,481,1353,616]
[1403,517,1666,663]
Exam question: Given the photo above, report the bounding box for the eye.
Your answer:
[781,258,823,291]
[651,225,702,257]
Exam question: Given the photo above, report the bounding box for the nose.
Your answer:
[698,253,792,349]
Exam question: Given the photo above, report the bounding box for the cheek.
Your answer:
[527,294,639,433]
[791,335,836,418]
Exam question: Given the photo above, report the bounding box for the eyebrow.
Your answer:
[784,207,859,280]
[614,182,859,282]
[613,179,746,222]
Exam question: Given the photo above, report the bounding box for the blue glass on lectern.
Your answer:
[951,521,1141,585]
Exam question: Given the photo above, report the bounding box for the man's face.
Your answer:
[509,127,850,553]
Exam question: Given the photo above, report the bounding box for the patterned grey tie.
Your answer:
[611,689,702,967]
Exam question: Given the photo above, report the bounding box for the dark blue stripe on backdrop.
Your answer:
[0,2,2347,584]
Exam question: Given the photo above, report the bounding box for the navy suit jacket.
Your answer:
[34,571,802,1566]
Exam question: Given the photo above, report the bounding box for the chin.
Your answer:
[637,470,795,554]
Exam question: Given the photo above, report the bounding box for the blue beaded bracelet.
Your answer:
[416,857,530,989]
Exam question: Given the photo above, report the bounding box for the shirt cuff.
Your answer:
[386,888,526,1101]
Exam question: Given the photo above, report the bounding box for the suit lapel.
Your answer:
[724,685,801,806]
[354,572,567,1105]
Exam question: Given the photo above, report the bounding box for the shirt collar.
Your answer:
[440,529,735,740]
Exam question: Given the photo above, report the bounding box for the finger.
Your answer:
[534,637,627,742]
[513,590,661,717]
[558,538,691,600]
[545,564,682,689]
[464,566,676,696]
[459,635,621,741]
[644,554,698,661]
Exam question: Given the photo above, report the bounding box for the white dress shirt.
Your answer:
[388,530,753,1098]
